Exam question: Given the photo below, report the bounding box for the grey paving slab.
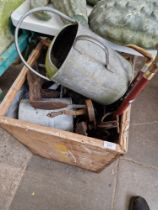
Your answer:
[0,128,32,168]
[0,128,32,210]
[130,74,158,124]
[126,123,158,167]
[114,160,158,210]
[10,156,118,210]
[0,163,26,210]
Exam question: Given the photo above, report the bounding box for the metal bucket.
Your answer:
[15,7,133,105]
[18,98,74,131]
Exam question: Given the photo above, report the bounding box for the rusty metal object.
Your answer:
[40,38,51,48]
[97,112,120,133]
[47,99,97,128]
[47,108,86,118]
[75,122,88,136]
[115,44,158,116]
[31,100,68,110]
[41,89,60,98]
[27,71,63,109]
[27,70,42,101]
[97,121,118,129]
[85,99,96,128]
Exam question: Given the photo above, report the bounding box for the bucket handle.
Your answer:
[74,35,111,70]
[15,7,76,81]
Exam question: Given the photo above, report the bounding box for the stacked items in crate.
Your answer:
[1,0,158,171]
[18,41,121,143]
[14,1,158,147]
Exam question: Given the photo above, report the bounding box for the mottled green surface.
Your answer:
[51,0,88,24]
[89,0,158,48]
[0,0,24,54]
[30,0,51,21]
[30,0,88,24]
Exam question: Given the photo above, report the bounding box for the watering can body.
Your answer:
[46,23,133,105]
[15,7,133,105]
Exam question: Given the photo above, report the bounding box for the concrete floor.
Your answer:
[0,64,158,210]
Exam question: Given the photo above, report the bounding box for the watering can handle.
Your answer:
[74,35,110,69]
[15,7,76,81]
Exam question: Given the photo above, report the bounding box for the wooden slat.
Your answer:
[0,116,119,172]
[119,106,131,152]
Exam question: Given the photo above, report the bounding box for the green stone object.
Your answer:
[30,0,51,21]
[0,0,24,54]
[89,0,158,48]
[51,0,88,24]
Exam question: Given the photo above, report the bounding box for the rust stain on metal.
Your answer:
[85,99,96,128]
[47,108,86,118]
[75,121,88,136]
[31,100,68,110]
[41,89,60,98]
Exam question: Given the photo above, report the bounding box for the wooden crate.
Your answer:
[0,43,130,172]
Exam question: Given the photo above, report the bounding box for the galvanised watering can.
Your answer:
[15,7,133,105]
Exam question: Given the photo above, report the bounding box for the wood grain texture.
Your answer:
[119,106,131,153]
[0,116,119,172]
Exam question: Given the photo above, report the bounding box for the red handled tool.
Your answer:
[114,44,158,116]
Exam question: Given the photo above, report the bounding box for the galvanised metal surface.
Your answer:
[46,23,133,105]
[15,7,134,105]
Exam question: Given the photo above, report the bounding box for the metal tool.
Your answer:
[75,121,88,136]
[98,112,119,133]
[47,99,96,120]
[27,71,63,109]
[115,44,158,116]
[124,44,154,92]
[47,107,86,118]
[85,99,96,128]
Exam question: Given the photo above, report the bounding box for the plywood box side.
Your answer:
[0,117,119,172]
[0,116,123,153]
